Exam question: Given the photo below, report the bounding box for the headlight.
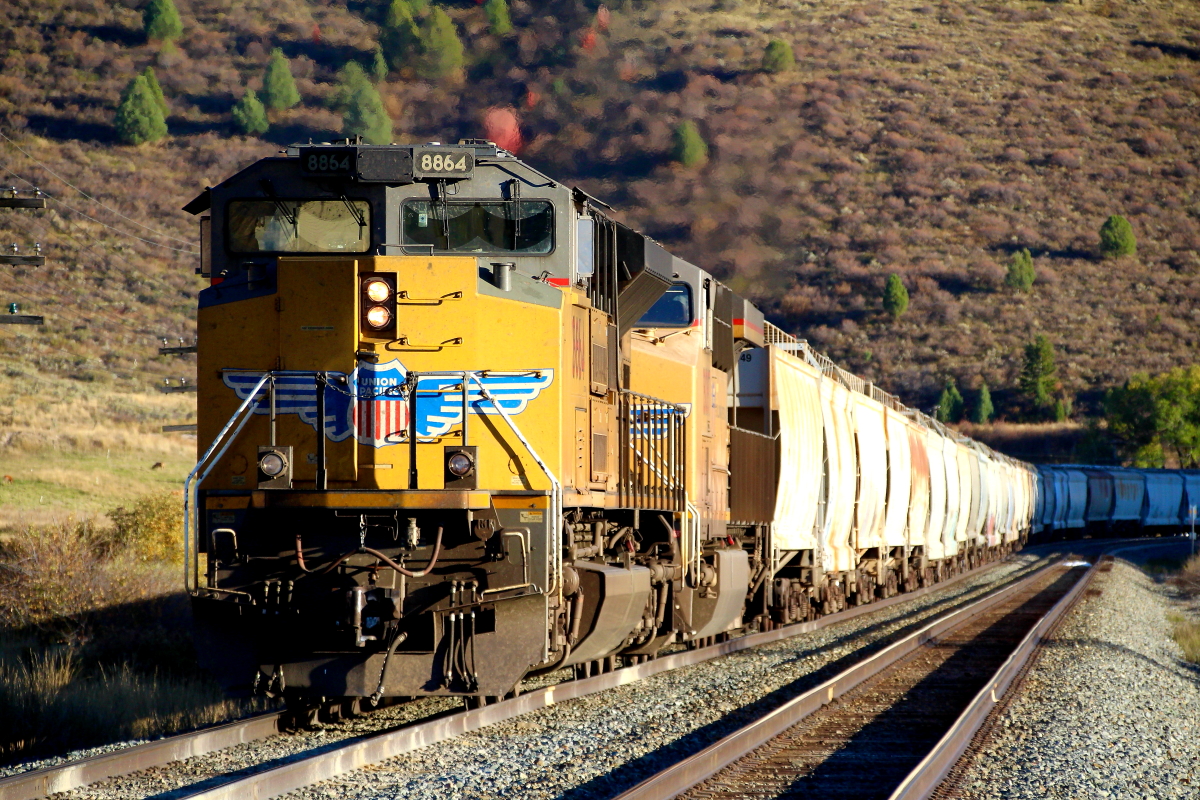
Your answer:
[259,452,286,477]
[364,279,391,303]
[447,452,474,477]
[365,305,392,329]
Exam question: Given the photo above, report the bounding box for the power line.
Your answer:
[0,189,196,332]
[0,130,199,248]
[0,161,199,255]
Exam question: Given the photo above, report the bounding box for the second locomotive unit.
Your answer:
[183,140,1035,707]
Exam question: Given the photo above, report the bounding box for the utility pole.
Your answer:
[1,188,47,324]
[0,301,42,326]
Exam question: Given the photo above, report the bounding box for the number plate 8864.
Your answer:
[413,149,474,178]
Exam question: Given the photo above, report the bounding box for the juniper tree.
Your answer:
[882,273,908,319]
[485,0,513,36]
[115,75,168,145]
[971,380,994,424]
[141,66,169,116]
[1005,247,1035,292]
[420,8,465,79]
[673,121,708,168]
[371,46,389,82]
[143,0,183,43]
[331,62,372,111]
[382,0,422,70]
[1099,214,1136,258]
[262,48,301,111]
[762,39,795,73]
[1020,334,1057,413]
[232,89,269,136]
[342,80,392,145]
[935,378,965,423]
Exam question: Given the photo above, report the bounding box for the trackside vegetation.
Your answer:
[0,495,271,763]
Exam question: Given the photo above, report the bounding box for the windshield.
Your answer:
[227,199,370,253]
[402,200,554,254]
[637,283,693,328]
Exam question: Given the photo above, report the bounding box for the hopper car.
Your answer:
[1034,465,1200,538]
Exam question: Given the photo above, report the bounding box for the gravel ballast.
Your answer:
[955,558,1200,800]
[5,551,1071,800]
[274,553,1055,800]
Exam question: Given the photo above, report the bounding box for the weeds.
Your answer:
[0,515,268,765]
[1168,554,1200,597]
[1167,614,1200,665]
[0,637,259,763]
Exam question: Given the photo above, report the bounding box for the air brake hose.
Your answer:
[294,526,445,577]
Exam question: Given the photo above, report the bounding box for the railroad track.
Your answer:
[614,537,1185,800]
[0,537,1179,800]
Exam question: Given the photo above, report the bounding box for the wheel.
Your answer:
[281,692,321,730]
[319,698,344,723]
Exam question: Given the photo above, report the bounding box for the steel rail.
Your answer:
[611,558,1075,800]
[0,713,283,800]
[0,538,1167,800]
[170,554,1035,800]
[888,536,1189,800]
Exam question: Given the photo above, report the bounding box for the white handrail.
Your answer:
[183,373,271,592]
[467,373,562,613]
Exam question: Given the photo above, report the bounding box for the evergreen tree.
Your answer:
[485,0,513,35]
[935,378,965,423]
[1019,334,1057,412]
[1099,214,1136,258]
[342,81,392,145]
[673,120,708,168]
[331,62,372,111]
[382,0,422,70]
[882,273,908,319]
[231,89,269,136]
[761,39,795,73]
[419,8,464,79]
[115,75,168,145]
[371,46,389,82]
[141,66,169,116]
[1005,247,1035,292]
[971,380,994,424]
[143,0,183,43]
[262,48,301,111]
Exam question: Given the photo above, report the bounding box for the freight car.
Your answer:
[181,140,1038,712]
[1034,465,1200,538]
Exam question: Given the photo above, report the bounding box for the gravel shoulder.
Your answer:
[955,558,1200,800]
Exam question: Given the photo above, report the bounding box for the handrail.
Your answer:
[183,372,272,591]
[466,372,562,613]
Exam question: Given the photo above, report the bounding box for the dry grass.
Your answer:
[0,639,253,762]
[1167,613,1200,665]
[957,421,1088,463]
[1169,554,1200,598]
[0,517,179,635]
[0,517,269,764]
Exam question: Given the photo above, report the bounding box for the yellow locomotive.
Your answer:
[183,141,1035,709]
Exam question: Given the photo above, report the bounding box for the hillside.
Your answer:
[0,0,1198,505]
